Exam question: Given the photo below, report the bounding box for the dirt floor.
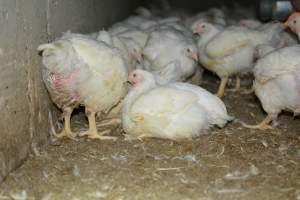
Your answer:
[0,74,299,200]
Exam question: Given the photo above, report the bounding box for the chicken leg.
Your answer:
[79,108,117,140]
[53,108,77,140]
[243,114,277,130]
[216,77,228,97]
[97,118,121,127]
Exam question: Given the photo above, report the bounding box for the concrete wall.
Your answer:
[0,0,139,182]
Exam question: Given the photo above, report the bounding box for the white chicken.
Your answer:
[96,30,143,72]
[38,35,128,139]
[194,21,284,97]
[122,69,232,140]
[243,45,300,130]
[142,27,200,84]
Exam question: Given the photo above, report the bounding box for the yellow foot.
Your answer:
[79,130,117,140]
[130,114,144,122]
[53,130,77,140]
[242,123,273,130]
[137,133,153,141]
[215,92,224,98]
[97,118,121,127]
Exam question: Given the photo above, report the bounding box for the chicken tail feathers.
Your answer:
[37,43,55,52]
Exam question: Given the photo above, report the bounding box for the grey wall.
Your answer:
[0,0,139,182]
[143,0,259,14]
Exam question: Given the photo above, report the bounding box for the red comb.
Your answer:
[286,12,300,22]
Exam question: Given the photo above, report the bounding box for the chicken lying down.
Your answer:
[38,36,128,139]
[194,22,284,97]
[142,27,200,84]
[96,30,143,73]
[244,45,300,130]
[122,69,232,140]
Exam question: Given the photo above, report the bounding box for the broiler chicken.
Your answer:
[244,45,300,130]
[142,27,201,84]
[38,35,128,139]
[122,69,232,140]
[194,22,284,97]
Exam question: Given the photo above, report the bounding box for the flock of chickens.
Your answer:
[38,5,300,140]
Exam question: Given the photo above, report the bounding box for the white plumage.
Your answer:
[122,70,232,140]
[38,35,128,139]
[244,45,300,130]
[195,22,284,97]
[142,27,201,84]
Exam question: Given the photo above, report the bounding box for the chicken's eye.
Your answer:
[187,48,191,53]
[133,73,136,77]
[201,24,206,28]
[294,20,297,24]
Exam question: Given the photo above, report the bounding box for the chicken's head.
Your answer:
[124,39,144,63]
[184,46,198,62]
[128,69,155,87]
[193,22,212,35]
[130,48,143,63]
[284,12,300,33]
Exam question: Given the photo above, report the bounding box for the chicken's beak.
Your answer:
[192,51,198,62]
[136,53,144,64]
[127,80,132,85]
[283,21,289,28]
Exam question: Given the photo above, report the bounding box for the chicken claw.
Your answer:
[137,133,153,141]
[79,130,117,140]
[54,130,77,140]
[97,118,121,127]
[242,114,277,130]
[131,114,144,122]
[53,109,77,140]
[80,108,117,140]
[243,123,273,130]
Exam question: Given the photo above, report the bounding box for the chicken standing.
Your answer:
[194,22,284,97]
[244,45,300,130]
[38,36,128,139]
[122,69,232,140]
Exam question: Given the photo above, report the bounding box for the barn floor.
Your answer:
[0,74,299,200]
